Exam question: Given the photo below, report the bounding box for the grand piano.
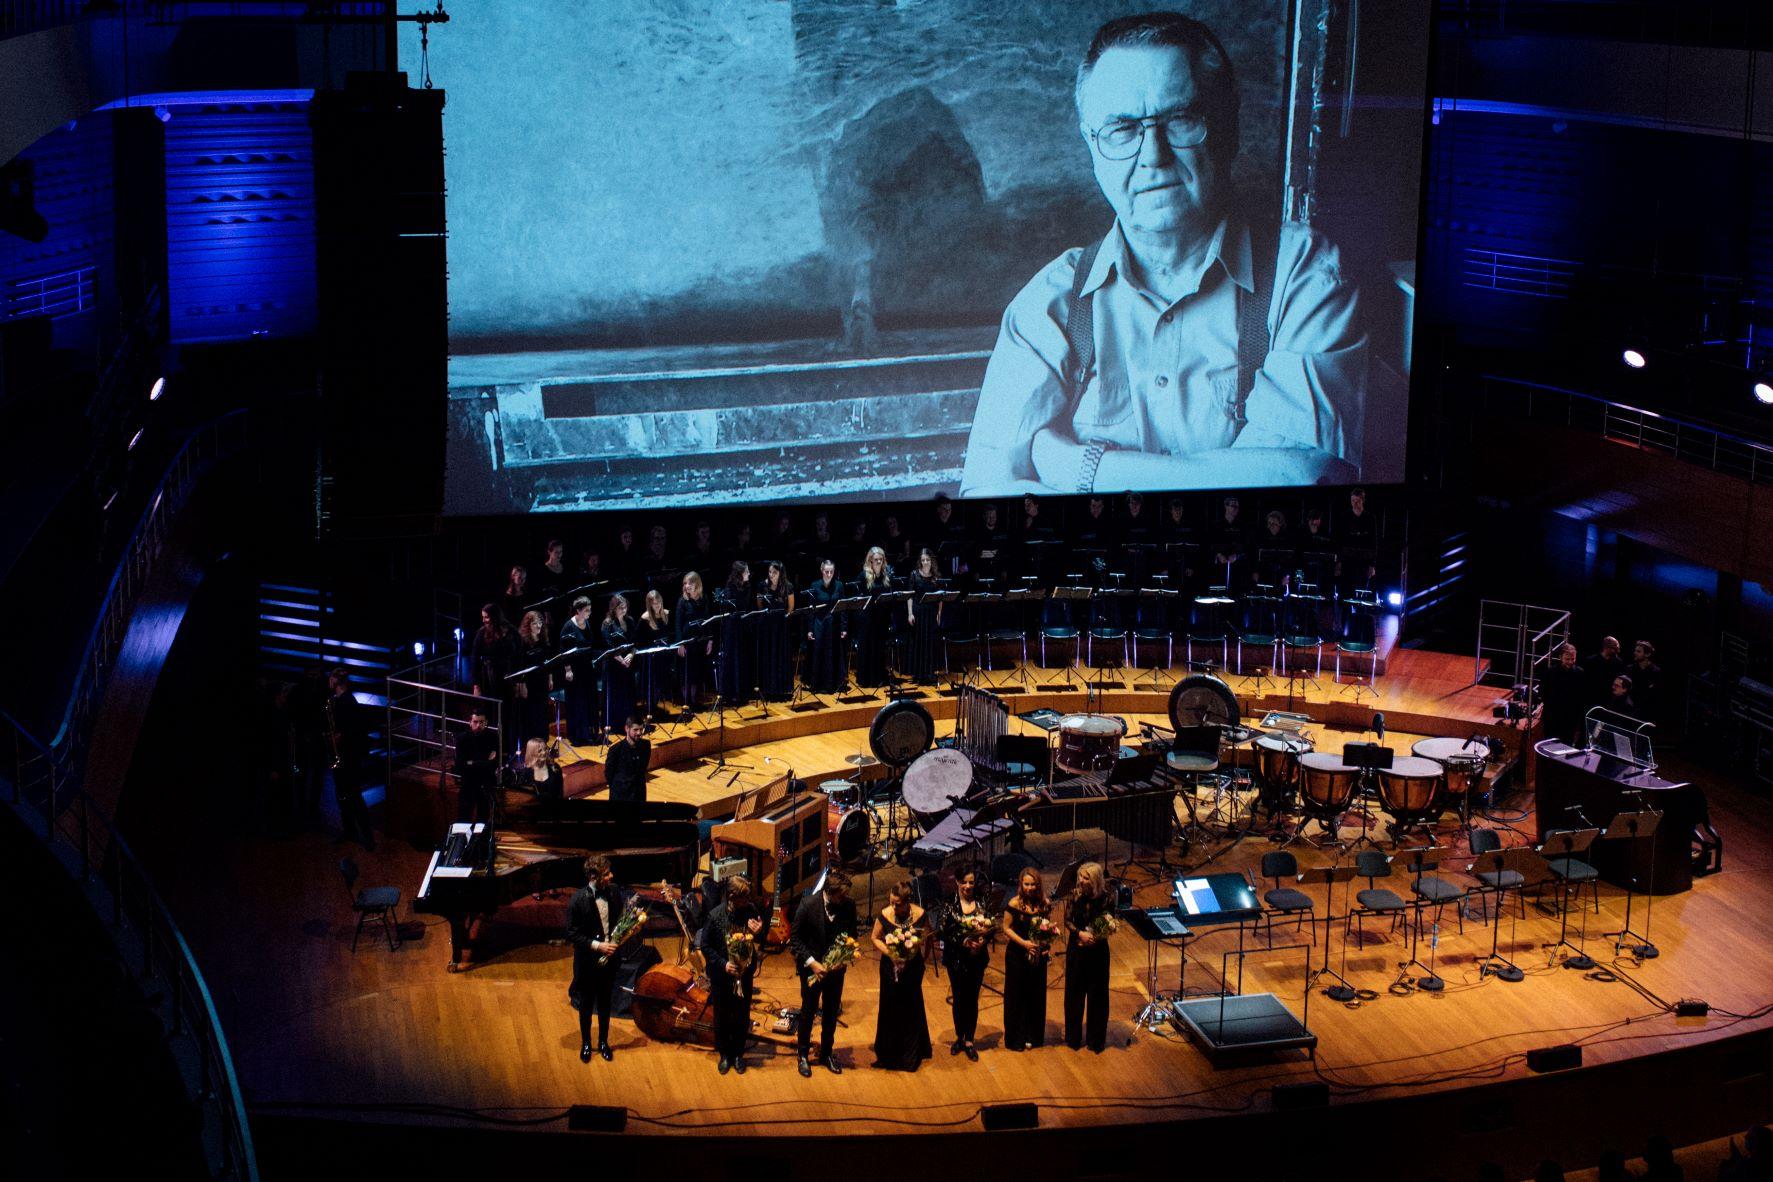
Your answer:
[414,798,699,970]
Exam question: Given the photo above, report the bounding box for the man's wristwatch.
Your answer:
[1076,439,1109,493]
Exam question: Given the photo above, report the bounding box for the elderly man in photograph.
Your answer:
[959,11,1366,498]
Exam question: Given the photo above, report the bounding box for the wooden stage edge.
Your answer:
[172,641,1773,1179]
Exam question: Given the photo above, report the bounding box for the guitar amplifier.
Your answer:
[712,792,827,896]
[710,855,748,882]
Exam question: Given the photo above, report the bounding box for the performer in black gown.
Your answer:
[469,604,517,741]
[567,855,627,1062]
[1063,862,1116,1053]
[513,610,553,752]
[700,876,764,1074]
[870,880,933,1071]
[802,560,848,695]
[599,594,637,735]
[755,561,795,699]
[940,863,993,1060]
[854,546,895,688]
[714,562,755,706]
[905,548,943,684]
[519,738,563,805]
[673,571,713,713]
[559,596,601,746]
[636,589,674,720]
[1001,867,1053,1051]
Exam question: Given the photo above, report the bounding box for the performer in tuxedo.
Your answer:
[325,668,376,849]
[791,868,859,1076]
[699,876,764,1074]
[802,559,848,695]
[1062,862,1116,1053]
[558,595,601,746]
[453,707,502,825]
[603,716,650,803]
[940,863,993,1060]
[567,855,628,1062]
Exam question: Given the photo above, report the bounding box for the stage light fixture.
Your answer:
[453,627,465,642]
[1622,349,1647,369]
[413,641,427,658]
[1754,381,1773,405]
[1386,591,1403,608]
[127,427,145,451]
[149,377,166,402]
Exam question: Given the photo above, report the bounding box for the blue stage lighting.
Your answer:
[1622,349,1647,369]
[1387,591,1403,608]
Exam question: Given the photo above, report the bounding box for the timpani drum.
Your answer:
[1056,714,1127,776]
[1412,737,1490,808]
[1297,752,1359,821]
[1254,733,1313,810]
[1376,755,1446,829]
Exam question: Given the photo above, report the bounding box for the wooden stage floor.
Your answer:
[128,646,1773,1177]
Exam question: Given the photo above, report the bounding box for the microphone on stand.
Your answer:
[1373,712,1386,744]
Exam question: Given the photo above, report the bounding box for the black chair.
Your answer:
[1257,851,1314,944]
[1540,829,1602,915]
[1347,849,1406,948]
[1401,848,1465,936]
[340,857,402,952]
[1468,828,1526,921]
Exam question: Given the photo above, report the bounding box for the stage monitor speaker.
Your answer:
[1272,1081,1330,1109]
[981,1102,1039,1130]
[566,1105,627,1133]
[1526,1044,1582,1074]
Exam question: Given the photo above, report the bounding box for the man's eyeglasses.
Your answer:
[1088,109,1208,160]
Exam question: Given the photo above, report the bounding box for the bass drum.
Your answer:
[870,698,934,767]
[827,806,872,868]
[1169,673,1240,731]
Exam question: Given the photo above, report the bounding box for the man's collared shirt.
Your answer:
[959,215,1366,495]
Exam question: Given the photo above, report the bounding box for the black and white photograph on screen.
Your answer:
[437,1,1424,514]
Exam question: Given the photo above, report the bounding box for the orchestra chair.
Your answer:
[1347,849,1406,948]
[1334,634,1377,700]
[1235,589,1280,676]
[1402,847,1465,936]
[1256,851,1314,944]
[1540,830,1602,916]
[339,858,402,952]
[1085,592,1130,670]
[1185,587,1233,669]
[1467,828,1527,922]
[943,622,981,677]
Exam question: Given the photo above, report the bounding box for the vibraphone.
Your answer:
[1020,776,1176,850]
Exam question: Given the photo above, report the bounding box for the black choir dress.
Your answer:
[802,576,847,694]
[906,570,942,682]
[674,593,712,710]
[713,585,755,704]
[940,897,993,1046]
[1003,901,1052,1051]
[854,575,896,688]
[636,614,674,717]
[600,617,636,732]
[755,583,795,699]
[1063,892,1115,1052]
[515,642,552,748]
[872,909,933,1071]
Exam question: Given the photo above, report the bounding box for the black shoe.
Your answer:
[717,1057,731,1075]
[950,1040,964,1056]
[580,1043,592,1063]
[965,1044,979,1062]
[824,1056,843,1075]
[733,1059,747,1075]
[598,1043,612,1061]
[797,1056,811,1078]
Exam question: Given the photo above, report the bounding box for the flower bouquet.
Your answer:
[598,905,649,965]
[1088,911,1120,940]
[881,926,923,979]
[726,930,756,994]
[1028,915,1060,961]
[957,910,995,949]
[822,932,860,974]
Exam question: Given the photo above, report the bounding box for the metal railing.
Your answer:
[1475,598,1571,694]
[0,411,257,1180]
[384,667,503,789]
[1474,375,1773,485]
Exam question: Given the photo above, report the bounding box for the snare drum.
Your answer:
[827,806,871,868]
[821,778,860,812]
[1377,756,1445,827]
[1056,714,1127,776]
[1297,752,1358,818]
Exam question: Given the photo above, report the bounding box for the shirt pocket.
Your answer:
[1071,369,1132,433]
[1174,370,1243,453]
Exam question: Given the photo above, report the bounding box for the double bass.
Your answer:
[627,884,717,1047]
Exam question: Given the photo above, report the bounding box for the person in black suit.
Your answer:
[699,876,764,1074]
[790,868,859,1077]
[567,855,627,1062]
[325,668,376,849]
[603,716,650,803]
[453,707,502,824]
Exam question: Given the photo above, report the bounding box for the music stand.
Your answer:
[1044,584,1093,689]
[1601,807,1663,959]
[1475,845,1551,982]
[1538,828,1601,970]
[1397,845,1452,991]
[1004,586,1047,691]
[1340,742,1394,851]
[629,643,680,738]
[1123,906,1195,1031]
[831,595,873,705]
[785,602,826,712]
[1298,864,1361,1003]
[1133,586,1182,690]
